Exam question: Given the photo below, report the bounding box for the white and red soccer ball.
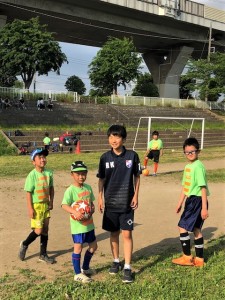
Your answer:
[71,200,92,220]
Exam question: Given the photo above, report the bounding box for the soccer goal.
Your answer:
[133,117,205,151]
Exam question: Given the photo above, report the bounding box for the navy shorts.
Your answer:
[178,196,207,232]
[102,209,134,232]
[72,229,96,244]
[147,150,160,163]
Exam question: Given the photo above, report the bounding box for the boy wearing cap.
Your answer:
[18,148,55,264]
[62,161,97,283]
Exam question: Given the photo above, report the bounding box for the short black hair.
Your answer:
[152,130,159,136]
[107,125,127,139]
[183,137,200,150]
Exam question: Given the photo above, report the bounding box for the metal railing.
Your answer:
[110,95,210,109]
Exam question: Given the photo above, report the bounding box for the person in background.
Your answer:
[43,132,51,151]
[143,130,163,176]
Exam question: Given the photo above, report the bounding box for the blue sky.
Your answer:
[35,0,225,95]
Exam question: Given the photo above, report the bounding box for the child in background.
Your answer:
[172,137,209,267]
[43,132,51,151]
[62,161,97,283]
[143,130,163,176]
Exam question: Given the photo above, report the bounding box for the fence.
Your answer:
[0,86,78,102]
[110,95,211,109]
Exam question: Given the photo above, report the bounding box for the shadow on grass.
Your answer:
[132,226,221,275]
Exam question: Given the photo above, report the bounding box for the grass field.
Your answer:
[0,146,225,179]
[1,236,225,299]
[0,133,225,299]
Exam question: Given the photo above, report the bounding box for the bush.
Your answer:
[0,133,17,156]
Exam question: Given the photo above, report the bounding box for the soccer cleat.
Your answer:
[122,269,133,283]
[39,254,55,264]
[18,241,28,261]
[81,268,96,276]
[109,262,122,275]
[74,273,93,283]
[172,254,194,266]
[193,257,204,267]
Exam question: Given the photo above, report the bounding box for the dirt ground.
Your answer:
[0,158,224,281]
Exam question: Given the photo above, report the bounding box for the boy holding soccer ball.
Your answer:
[97,125,141,283]
[62,161,97,283]
[172,137,209,267]
[18,148,55,264]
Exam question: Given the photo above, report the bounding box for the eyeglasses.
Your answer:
[184,150,198,155]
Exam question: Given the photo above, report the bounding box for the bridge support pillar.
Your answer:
[0,15,7,29]
[143,46,194,99]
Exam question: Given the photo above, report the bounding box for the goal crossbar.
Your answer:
[133,116,205,150]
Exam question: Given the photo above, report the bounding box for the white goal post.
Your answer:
[133,117,205,150]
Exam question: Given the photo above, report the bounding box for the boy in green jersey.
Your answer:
[62,161,97,283]
[172,137,209,267]
[144,130,163,176]
[43,132,51,151]
[18,148,55,264]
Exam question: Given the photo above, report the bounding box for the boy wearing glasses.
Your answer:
[172,137,209,267]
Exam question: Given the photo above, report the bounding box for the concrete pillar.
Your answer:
[0,15,7,29]
[143,46,194,98]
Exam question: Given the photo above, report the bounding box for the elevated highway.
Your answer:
[0,0,225,98]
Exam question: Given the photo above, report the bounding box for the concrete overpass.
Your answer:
[0,0,225,98]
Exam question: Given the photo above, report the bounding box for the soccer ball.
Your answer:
[71,200,92,221]
[142,169,149,176]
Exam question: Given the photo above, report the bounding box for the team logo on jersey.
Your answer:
[126,160,132,168]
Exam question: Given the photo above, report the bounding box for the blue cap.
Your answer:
[30,148,49,160]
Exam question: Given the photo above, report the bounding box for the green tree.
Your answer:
[179,75,193,99]
[13,80,24,89]
[89,37,142,95]
[0,69,17,87]
[65,75,86,95]
[132,73,159,96]
[186,53,225,101]
[0,17,67,90]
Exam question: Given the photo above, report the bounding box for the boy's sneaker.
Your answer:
[122,269,133,283]
[39,254,55,264]
[18,241,28,261]
[172,254,194,266]
[81,268,96,276]
[74,273,93,283]
[193,257,204,267]
[109,262,122,275]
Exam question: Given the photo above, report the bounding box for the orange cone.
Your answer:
[75,140,81,154]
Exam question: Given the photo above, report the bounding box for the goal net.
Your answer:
[133,117,205,151]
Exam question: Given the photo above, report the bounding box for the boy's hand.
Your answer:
[98,196,104,213]
[175,204,182,213]
[74,211,85,221]
[28,207,35,219]
[201,208,209,220]
[131,197,138,210]
[49,201,53,210]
